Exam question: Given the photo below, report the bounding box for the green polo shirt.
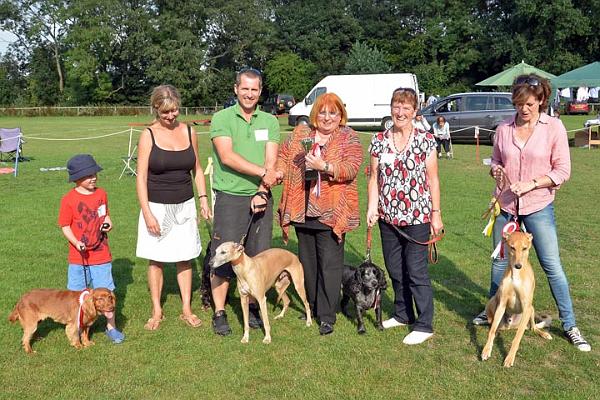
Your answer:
[210,103,280,196]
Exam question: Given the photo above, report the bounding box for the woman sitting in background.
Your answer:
[432,116,451,159]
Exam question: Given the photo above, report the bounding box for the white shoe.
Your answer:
[403,330,433,345]
[382,318,407,329]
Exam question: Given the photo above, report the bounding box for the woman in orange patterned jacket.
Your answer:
[276,93,363,336]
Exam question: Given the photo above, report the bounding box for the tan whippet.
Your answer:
[210,242,312,344]
[481,231,552,367]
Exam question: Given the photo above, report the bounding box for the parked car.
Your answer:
[420,92,515,143]
[262,93,295,115]
[223,97,237,109]
[565,101,589,115]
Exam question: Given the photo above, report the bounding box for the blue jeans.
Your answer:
[489,203,576,330]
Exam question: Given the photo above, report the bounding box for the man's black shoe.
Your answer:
[248,303,263,329]
[319,322,334,335]
[212,310,232,336]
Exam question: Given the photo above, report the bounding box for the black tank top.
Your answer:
[147,125,196,204]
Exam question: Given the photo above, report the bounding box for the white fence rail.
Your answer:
[0,105,222,117]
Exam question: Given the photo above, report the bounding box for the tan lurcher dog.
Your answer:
[481,231,552,367]
[209,242,312,344]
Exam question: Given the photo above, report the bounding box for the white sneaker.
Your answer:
[382,318,407,329]
[403,330,433,345]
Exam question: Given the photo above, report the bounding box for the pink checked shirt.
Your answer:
[492,113,570,215]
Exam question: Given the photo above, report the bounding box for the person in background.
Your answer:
[59,154,124,343]
[136,84,211,331]
[276,93,362,335]
[471,74,591,352]
[367,87,443,345]
[414,110,431,133]
[432,115,451,159]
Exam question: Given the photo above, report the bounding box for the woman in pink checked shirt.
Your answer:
[471,74,591,352]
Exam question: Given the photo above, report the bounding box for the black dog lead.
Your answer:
[78,222,110,288]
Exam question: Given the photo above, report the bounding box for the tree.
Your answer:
[0,0,71,94]
[0,53,26,106]
[344,41,391,74]
[264,52,316,100]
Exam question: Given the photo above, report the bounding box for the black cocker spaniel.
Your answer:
[341,261,387,334]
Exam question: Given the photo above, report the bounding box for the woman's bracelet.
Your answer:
[431,209,441,213]
[198,194,208,199]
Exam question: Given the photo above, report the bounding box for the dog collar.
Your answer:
[77,290,91,334]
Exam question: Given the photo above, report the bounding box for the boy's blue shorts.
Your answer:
[67,262,115,291]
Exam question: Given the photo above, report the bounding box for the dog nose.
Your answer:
[514,263,522,270]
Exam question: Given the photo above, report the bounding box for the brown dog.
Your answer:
[8,288,116,353]
[210,242,312,344]
[481,231,552,367]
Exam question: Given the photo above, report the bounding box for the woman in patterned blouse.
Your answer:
[367,88,443,345]
[276,93,363,336]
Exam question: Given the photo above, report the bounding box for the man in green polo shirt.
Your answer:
[209,68,280,336]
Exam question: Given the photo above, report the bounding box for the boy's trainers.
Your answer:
[565,327,591,352]
[472,310,490,326]
[105,328,124,344]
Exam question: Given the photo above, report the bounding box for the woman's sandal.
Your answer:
[144,315,165,331]
[179,313,202,328]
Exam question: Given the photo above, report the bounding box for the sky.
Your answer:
[0,31,17,55]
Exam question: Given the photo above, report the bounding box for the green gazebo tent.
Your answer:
[552,62,600,88]
[476,61,556,87]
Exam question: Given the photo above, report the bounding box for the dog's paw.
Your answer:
[83,340,95,347]
[358,327,366,335]
[503,355,515,368]
[240,335,249,344]
[262,336,272,344]
[481,346,492,361]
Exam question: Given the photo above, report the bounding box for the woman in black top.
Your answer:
[136,85,211,330]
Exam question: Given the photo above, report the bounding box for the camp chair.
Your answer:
[119,144,137,179]
[0,127,24,162]
[119,126,138,179]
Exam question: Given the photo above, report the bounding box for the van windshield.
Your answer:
[306,87,326,105]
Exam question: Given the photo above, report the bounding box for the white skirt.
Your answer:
[136,198,202,263]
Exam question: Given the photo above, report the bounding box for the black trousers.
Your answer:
[211,191,273,278]
[436,138,451,154]
[379,220,433,333]
[295,226,345,325]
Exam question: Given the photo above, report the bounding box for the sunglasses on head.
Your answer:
[514,76,541,86]
[239,67,262,76]
[393,87,416,95]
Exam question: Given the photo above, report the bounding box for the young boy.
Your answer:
[58,154,124,344]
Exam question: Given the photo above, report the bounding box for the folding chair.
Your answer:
[119,127,138,179]
[0,128,24,162]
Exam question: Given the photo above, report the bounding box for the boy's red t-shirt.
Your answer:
[58,188,112,265]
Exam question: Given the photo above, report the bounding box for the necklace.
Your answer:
[391,128,412,154]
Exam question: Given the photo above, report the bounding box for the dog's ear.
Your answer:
[234,242,245,253]
[525,232,533,243]
[82,291,98,320]
[502,231,512,241]
[375,266,388,289]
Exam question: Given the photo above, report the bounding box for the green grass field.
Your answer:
[1,115,598,399]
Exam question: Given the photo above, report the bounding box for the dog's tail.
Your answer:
[534,313,552,329]
[8,305,19,323]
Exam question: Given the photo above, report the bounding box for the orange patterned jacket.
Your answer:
[276,125,363,242]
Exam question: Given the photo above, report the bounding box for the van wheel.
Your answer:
[488,131,495,144]
[382,117,393,130]
[297,116,309,126]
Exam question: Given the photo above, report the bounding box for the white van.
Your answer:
[288,73,420,130]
